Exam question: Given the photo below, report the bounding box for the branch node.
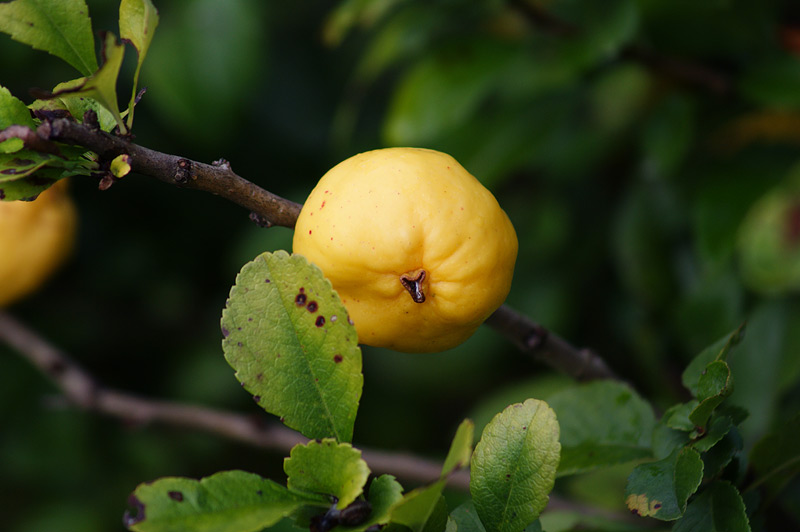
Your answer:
[249,211,273,228]
[212,158,232,171]
[175,158,192,183]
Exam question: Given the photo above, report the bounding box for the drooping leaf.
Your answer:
[284,439,370,509]
[448,502,485,532]
[0,0,98,76]
[29,80,118,132]
[349,475,404,532]
[119,0,159,128]
[441,419,474,476]
[39,32,127,133]
[547,381,655,475]
[123,470,327,532]
[470,399,560,532]
[673,481,751,532]
[0,85,36,153]
[390,488,447,532]
[221,251,363,442]
[388,420,473,532]
[688,360,733,427]
[625,447,703,520]
[682,324,745,397]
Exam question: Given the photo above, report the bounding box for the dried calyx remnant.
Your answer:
[400,269,427,303]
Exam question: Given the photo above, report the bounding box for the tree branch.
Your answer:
[0,310,464,488]
[485,305,619,381]
[37,118,303,229]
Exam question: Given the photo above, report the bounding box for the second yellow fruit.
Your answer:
[0,179,77,307]
[293,148,517,353]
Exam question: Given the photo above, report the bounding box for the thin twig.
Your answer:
[0,310,464,487]
[0,310,647,525]
[36,119,303,229]
[485,305,619,381]
[508,0,732,94]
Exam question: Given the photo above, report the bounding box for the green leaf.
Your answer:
[652,421,692,460]
[702,428,743,479]
[388,421,473,532]
[625,447,703,520]
[40,32,127,133]
[448,502,485,532]
[441,419,474,477]
[29,80,118,132]
[0,151,60,182]
[749,413,800,500]
[547,381,655,475]
[682,324,745,397]
[470,399,560,532]
[692,414,734,453]
[284,439,370,509]
[221,251,363,442]
[673,481,751,532]
[349,475,404,532]
[119,0,159,129]
[663,402,700,432]
[688,361,733,427]
[390,488,447,532]
[0,85,36,153]
[737,172,800,293]
[124,470,327,532]
[0,0,98,76]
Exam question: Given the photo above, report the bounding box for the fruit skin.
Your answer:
[293,148,518,353]
[0,179,77,307]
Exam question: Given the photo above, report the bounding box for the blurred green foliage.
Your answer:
[2,0,800,530]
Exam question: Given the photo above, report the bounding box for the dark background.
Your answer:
[2,1,799,530]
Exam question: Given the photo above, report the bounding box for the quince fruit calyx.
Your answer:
[0,179,77,307]
[292,148,517,353]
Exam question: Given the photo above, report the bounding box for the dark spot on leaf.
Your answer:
[256,373,263,381]
[237,341,243,347]
[316,316,325,327]
[168,491,184,502]
[505,474,511,479]
[265,278,271,282]
[253,395,261,403]
[221,327,229,337]
[631,509,639,515]
[334,354,343,363]
[280,417,285,422]
[653,503,662,510]
[123,494,145,526]
[296,293,307,306]
[0,168,21,175]
[257,490,263,496]
[522,426,527,430]
[0,190,4,200]
[307,301,319,312]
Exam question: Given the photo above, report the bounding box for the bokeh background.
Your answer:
[2,0,800,530]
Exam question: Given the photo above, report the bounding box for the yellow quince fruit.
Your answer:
[0,179,77,307]
[293,148,517,353]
